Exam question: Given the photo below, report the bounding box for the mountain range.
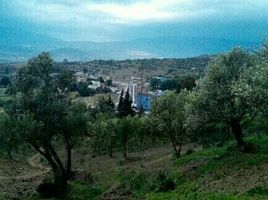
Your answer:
[0,27,260,63]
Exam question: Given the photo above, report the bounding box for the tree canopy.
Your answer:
[4,52,88,187]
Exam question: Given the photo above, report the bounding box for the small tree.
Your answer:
[123,88,133,116]
[83,67,88,75]
[117,89,124,115]
[60,102,88,180]
[106,79,113,86]
[99,76,104,84]
[58,69,76,94]
[117,88,134,118]
[77,82,95,97]
[105,118,118,158]
[89,113,117,157]
[176,76,196,93]
[96,95,115,114]
[150,78,160,90]
[160,79,177,91]
[117,116,136,159]
[0,113,19,159]
[151,91,188,157]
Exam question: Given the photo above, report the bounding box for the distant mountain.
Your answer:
[0,27,64,62]
[0,27,260,62]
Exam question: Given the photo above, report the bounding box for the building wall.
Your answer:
[136,94,152,111]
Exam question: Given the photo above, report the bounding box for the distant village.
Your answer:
[74,70,169,113]
[0,58,201,113]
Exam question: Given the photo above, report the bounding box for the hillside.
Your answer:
[54,56,211,82]
[1,135,268,199]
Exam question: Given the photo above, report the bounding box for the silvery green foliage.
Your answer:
[151,90,189,155]
[185,47,268,145]
[232,61,268,118]
[191,48,257,123]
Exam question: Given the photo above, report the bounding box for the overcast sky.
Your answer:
[1,0,268,42]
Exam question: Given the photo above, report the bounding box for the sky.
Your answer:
[1,0,268,43]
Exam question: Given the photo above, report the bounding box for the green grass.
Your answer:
[2,133,268,199]
[248,186,268,197]
[146,134,268,200]
[29,182,103,200]
[147,192,268,200]
[56,182,103,200]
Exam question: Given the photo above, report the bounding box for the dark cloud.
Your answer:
[1,0,268,43]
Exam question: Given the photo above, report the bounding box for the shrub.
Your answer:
[37,182,60,198]
[95,87,112,94]
[155,170,176,192]
[186,149,194,155]
[248,186,268,196]
[77,82,96,97]
[119,171,152,193]
[70,170,93,185]
[241,142,260,153]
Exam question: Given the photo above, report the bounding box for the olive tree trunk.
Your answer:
[230,119,244,147]
[65,139,72,181]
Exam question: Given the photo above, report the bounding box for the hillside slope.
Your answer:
[1,135,268,199]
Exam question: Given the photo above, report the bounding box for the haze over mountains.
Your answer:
[0,27,260,63]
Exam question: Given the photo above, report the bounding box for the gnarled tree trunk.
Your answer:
[33,144,68,188]
[123,141,127,159]
[230,119,244,147]
[170,132,180,157]
[65,138,72,181]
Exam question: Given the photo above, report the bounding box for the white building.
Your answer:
[88,81,101,89]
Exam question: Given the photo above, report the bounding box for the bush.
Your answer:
[37,182,60,198]
[248,186,268,196]
[241,142,260,153]
[155,170,176,192]
[95,87,112,94]
[0,99,4,107]
[77,82,95,97]
[186,149,194,155]
[119,171,152,193]
[70,170,93,185]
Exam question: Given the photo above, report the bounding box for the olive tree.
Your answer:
[151,91,189,157]
[89,113,118,157]
[0,113,19,159]
[191,48,266,147]
[235,60,268,133]
[4,53,88,187]
[117,116,138,159]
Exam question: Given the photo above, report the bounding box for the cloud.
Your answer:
[6,0,215,25]
[127,50,157,58]
[5,0,268,26]
[2,0,268,42]
[87,0,193,24]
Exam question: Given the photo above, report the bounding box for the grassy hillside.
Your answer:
[147,135,268,200]
[1,134,268,199]
[85,134,268,200]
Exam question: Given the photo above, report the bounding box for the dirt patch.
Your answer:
[201,163,268,194]
[0,155,50,199]
[101,187,134,200]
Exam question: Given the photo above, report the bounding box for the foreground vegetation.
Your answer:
[0,43,267,199]
[1,134,268,199]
